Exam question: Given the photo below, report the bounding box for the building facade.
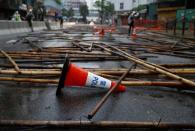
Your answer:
[107,0,157,25]
[85,0,98,22]
[157,0,185,22]
[63,0,87,19]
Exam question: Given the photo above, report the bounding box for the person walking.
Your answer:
[59,16,64,29]
[26,9,34,32]
[128,14,134,36]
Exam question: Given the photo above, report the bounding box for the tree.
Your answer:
[94,0,105,24]
[62,8,68,16]
[67,8,74,19]
[94,0,115,24]
[61,8,74,20]
[55,0,62,5]
[104,1,114,18]
[79,4,89,23]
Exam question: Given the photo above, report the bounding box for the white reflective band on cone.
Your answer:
[85,72,111,89]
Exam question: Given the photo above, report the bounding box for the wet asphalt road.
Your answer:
[0,30,195,124]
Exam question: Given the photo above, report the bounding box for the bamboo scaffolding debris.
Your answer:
[94,43,195,89]
[0,53,122,60]
[88,63,136,119]
[1,68,195,76]
[72,42,92,52]
[0,77,58,84]
[160,63,195,68]
[0,76,193,91]
[0,120,195,129]
[0,50,21,73]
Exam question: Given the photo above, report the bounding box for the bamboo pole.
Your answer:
[0,54,122,60]
[160,63,195,68]
[1,68,195,76]
[96,69,195,75]
[0,76,193,90]
[6,50,111,56]
[0,120,195,129]
[0,50,21,73]
[94,43,195,89]
[72,42,92,52]
[0,69,60,75]
[88,64,136,120]
[0,77,58,84]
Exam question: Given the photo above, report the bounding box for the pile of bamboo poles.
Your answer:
[135,33,195,58]
[1,26,195,127]
[0,29,194,92]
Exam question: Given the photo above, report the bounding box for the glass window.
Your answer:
[120,2,124,9]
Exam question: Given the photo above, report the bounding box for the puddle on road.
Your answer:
[54,61,131,69]
[147,53,195,64]
[41,40,72,47]
[73,61,131,69]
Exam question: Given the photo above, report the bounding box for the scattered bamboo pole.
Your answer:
[72,42,92,52]
[160,63,195,68]
[0,68,195,76]
[0,77,58,84]
[95,69,195,75]
[0,120,195,129]
[0,69,60,75]
[0,54,122,60]
[0,76,194,90]
[88,64,136,120]
[0,50,21,73]
[94,43,195,89]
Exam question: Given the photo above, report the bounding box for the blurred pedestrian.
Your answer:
[55,12,58,22]
[128,14,134,35]
[114,17,118,26]
[26,9,34,32]
[12,11,22,21]
[59,16,64,29]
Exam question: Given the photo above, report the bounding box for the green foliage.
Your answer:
[94,0,105,9]
[68,8,74,18]
[94,0,114,13]
[94,0,115,23]
[62,8,68,16]
[105,1,115,16]
[55,0,62,5]
[132,4,147,11]
[61,8,74,18]
[79,4,89,22]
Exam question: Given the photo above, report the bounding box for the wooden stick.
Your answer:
[0,68,195,76]
[0,50,21,73]
[0,76,193,89]
[88,64,136,120]
[0,77,58,84]
[0,120,195,129]
[160,63,195,68]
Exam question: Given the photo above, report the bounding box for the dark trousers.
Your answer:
[27,20,34,32]
[128,25,134,35]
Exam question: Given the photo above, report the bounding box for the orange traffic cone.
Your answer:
[56,57,126,96]
[111,25,116,32]
[130,28,137,39]
[99,29,105,37]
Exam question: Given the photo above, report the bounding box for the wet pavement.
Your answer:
[0,25,195,128]
[0,82,195,122]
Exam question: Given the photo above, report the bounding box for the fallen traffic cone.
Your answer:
[56,57,126,96]
[130,28,137,39]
